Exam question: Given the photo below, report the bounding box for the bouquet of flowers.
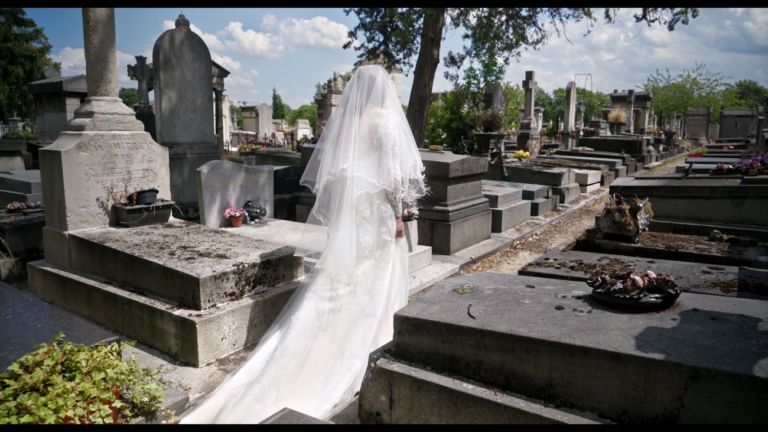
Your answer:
[402,207,419,222]
[223,206,247,219]
[513,150,531,161]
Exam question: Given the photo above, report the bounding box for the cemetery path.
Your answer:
[457,193,609,276]
[455,150,688,278]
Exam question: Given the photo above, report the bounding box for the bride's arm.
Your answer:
[376,111,405,237]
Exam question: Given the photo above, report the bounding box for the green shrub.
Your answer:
[1,130,35,140]
[0,333,163,424]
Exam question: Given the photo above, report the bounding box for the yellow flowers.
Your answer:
[514,150,531,160]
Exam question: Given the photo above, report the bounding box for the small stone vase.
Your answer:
[404,219,418,252]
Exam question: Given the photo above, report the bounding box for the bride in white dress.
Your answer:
[180,65,427,423]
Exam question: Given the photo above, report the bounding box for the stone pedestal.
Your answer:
[417,150,491,255]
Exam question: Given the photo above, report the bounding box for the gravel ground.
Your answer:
[457,151,689,276]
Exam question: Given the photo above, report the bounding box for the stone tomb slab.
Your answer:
[482,185,523,208]
[0,170,41,194]
[580,183,601,194]
[68,220,303,310]
[609,176,768,227]
[518,249,754,298]
[392,272,768,423]
[491,200,530,233]
[483,180,548,200]
[504,163,574,186]
[27,259,301,367]
[551,182,581,204]
[572,169,601,186]
[684,157,742,165]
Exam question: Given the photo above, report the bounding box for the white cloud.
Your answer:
[249,69,260,77]
[53,46,137,90]
[223,21,283,58]
[211,52,241,72]
[263,15,349,50]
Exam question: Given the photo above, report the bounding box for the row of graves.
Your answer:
[6,9,765,423]
[356,136,768,424]
[2,11,628,422]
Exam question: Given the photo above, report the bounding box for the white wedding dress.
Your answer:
[181,65,425,424]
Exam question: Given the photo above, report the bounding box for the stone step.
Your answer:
[482,185,523,208]
[504,164,575,186]
[261,408,332,424]
[408,244,432,273]
[491,200,531,233]
[517,249,766,299]
[579,183,601,194]
[390,272,768,423]
[67,220,303,310]
[551,182,580,204]
[359,345,608,424]
[483,180,549,200]
[529,197,553,217]
[572,169,601,186]
[27,259,300,366]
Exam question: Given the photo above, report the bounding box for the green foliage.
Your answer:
[287,103,318,131]
[425,90,477,154]
[728,80,768,109]
[502,83,524,130]
[0,8,59,123]
[0,334,163,424]
[1,130,35,140]
[118,88,138,108]
[272,88,287,119]
[535,88,555,126]
[645,63,730,123]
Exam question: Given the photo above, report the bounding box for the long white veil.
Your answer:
[180,64,426,423]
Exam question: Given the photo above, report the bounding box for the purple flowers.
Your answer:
[710,153,768,176]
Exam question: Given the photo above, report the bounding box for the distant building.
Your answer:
[28,74,87,141]
[602,89,653,135]
[719,107,757,139]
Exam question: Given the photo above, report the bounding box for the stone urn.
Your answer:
[404,219,418,252]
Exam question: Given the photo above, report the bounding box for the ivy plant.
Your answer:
[0,333,164,424]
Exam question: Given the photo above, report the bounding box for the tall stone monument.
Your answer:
[517,71,540,155]
[153,14,219,219]
[32,7,170,270]
[562,81,578,148]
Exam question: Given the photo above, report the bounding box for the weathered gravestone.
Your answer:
[517,71,540,155]
[197,160,274,228]
[562,82,578,149]
[417,150,491,255]
[27,9,303,367]
[153,14,220,219]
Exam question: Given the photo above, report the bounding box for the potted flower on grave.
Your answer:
[107,183,174,228]
[223,206,247,227]
[402,207,419,252]
[238,143,255,156]
[474,111,506,154]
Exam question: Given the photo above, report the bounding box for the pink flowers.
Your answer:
[223,206,246,219]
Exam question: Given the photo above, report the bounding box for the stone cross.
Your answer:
[522,71,537,122]
[127,55,153,106]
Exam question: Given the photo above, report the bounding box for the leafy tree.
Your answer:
[272,87,286,119]
[549,86,610,130]
[0,8,59,123]
[729,80,768,109]
[535,88,555,128]
[425,89,476,154]
[287,103,318,131]
[118,88,138,108]
[345,7,699,147]
[231,105,243,128]
[645,63,730,123]
[502,83,524,130]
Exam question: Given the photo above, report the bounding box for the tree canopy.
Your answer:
[118,87,138,108]
[287,103,318,131]
[344,7,699,147]
[272,87,287,119]
[0,8,59,123]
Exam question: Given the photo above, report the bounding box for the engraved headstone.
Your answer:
[153,14,219,218]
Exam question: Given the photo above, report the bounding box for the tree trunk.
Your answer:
[406,8,446,148]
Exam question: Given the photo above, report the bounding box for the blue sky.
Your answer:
[24,8,768,109]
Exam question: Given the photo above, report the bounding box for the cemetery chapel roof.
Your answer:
[29,74,87,94]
